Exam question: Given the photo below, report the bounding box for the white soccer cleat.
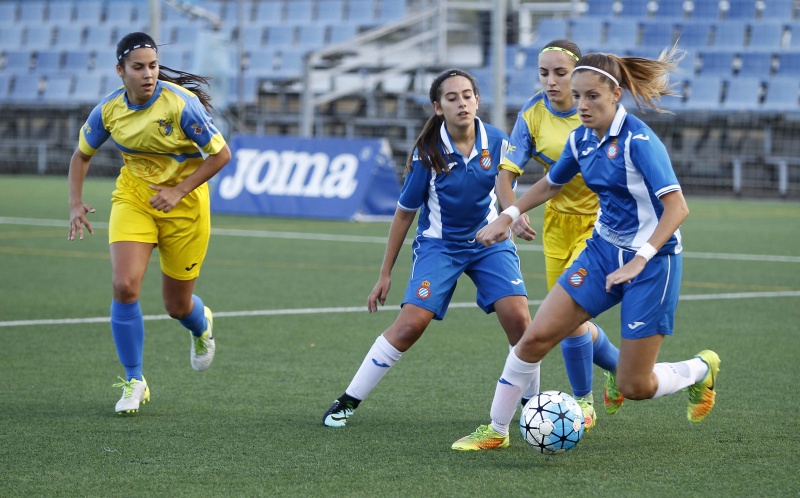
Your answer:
[113,376,150,415]
[190,306,215,371]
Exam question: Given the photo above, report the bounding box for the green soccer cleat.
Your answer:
[113,376,150,415]
[604,372,625,415]
[687,350,720,423]
[575,396,597,432]
[323,397,359,427]
[451,425,510,451]
[190,306,215,372]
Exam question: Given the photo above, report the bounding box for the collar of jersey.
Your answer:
[584,104,628,144]
[123,80,163,110]
[540,92,577,118]
[439,117,488,162]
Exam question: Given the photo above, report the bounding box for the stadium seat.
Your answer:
[760,0,795,21]
[253,1,284,25]
[42,74,73,102]
[698,50,735,76]
[469,67,495,105]
[605,19,639,49]
[0,2,17,25]
[640,21,676,50]
[534,18,569,44]
[738,51,774,77]
[683,75,723,109]
[285,0,313,24]
[761,77,799,111]
[9,74,42,102]
[676,21,712,48]
[47,1,75,24]
[72,72,104,103]
[328,24,359,45]
[721,77,762,110]
[112,1,140,25]
[173,26,200,49]
[245,48,277,77]
[676,51,697,76]
[296,25,328,49]
[53,25,85,50]
[775,51,800,77]
[274,47,307,79]
[0,25,24,49]
[19,1,47,23]
[33,50,63,74]
[712,21,746,48]
[506,68,539,108]
[74,1,105,24]
[687,0,721,20]
[660,79,686,110]
[266,26,295,47]
[652,0,686,19]
[722,0,756,20]
[377,0,407,23]
[63,50,93,72]
[158,50,187,69]
[23,26,54,51]
[84,26,115,47]
[3,50,33,74]
[584,0,618,18]
[570,18,604,50]
[618,0,651,18]
[0,74,9,101]
[240,25,267,48]
[228,74,259,105]
[747,22,787,51]
[317,0,347,24]
[347,0,377,24]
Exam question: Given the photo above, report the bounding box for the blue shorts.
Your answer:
[557,236,682,339]
[402,235,527,320]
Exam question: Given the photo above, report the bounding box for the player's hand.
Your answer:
[68,203,95,241]
[476,215,512,246]
[510,213,537,241]
[367,275,392,313]
[604,257,647,292]
[148,185,185,212]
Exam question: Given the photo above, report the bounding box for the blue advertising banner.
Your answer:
[210,135,401,221]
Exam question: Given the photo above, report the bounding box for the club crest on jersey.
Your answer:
[157,118,174,137]
[192,123,205,135]
[416,280,431,299]
[568,268,588,287]
[607,139,619,159]
[480,149,492,170]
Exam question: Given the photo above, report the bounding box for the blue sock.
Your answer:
[592,323,620,372]
[179,294,207,337]
[110,300,145,381]
[561,329,593,398]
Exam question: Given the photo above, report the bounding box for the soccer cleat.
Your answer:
[687,350,720,423]
[190,306,215,371]
[451,425,510,451]
[323,397,359,427]
[575,396,597,432]
[604,371,625,415]
[113,376,150,415]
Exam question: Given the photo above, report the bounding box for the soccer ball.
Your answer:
[519,390,585,454]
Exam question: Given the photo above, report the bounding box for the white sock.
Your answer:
[512,344,540,402]
[489,349,540,436]
[652,358,708,398]
[345,335,402,401]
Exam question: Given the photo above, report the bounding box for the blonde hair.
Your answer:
[574,46,685,113]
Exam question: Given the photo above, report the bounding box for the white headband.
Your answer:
[574,66,619,87]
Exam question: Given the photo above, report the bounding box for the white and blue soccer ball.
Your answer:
[519,390,585,454]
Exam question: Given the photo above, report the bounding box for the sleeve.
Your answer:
[546,131,581,186]
[77,103,110,156]
[628,128,680,197]
[499,111,534,176]
[396,149,431,212]
[178,97,227,155]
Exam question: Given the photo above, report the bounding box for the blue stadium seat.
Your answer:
[74,1,105,24]
[19,1,47,23]
[676,21,712,48]
[676,51,697,76]
[618,0,651,18]
[721,77,762,110]
[63,50,93,72]
[570,18,604,50]
[296,25,327,49]
[506,68,539,108]
[605,19,639,49]
[761,77,799,111]
[0,26,24,50]
[53,25,85,50]
[273,48,306,79]
[0,2,17,25]
[377,0,407,23]
[688,0,721,20]
[535,18,569,44]
[653,0,686,19]
[723,0,756,20]
[47,1,75,24]
[253,1,284,25]
[775,51,800,77]
[286,0,313,24]
[747,22,786,51]
[712,21,746,48]
[640,21,676,49]
[101,75,122,96]
[683,75,723,109]
[266,25,295,47]
[112,1,140,24]
[469,67,494,105]
[660,79,686,110]
[228,75,258,105]
[173,25,200,48]
[3,50,33,73]
[42,73,73,102]
[34,50,63,74]
[9,74,42,102]
[760,0,795,20]
[72,72,105,103]
[240,25,266,48]
[738,51,774,77]
[328,24,359,45]
[245,48,276,77]
[317,0,346,24]
[158,50,187,69]
[0,74,9,101]
[84,26,115,47]
[584,0,618,18]
[698,50,735,76]
[347,0,377,24]
[23,26,54,51]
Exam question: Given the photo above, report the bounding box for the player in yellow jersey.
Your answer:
[67,32,231,415]
[497,40,622,430]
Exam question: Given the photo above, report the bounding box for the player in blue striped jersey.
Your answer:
[323,69,534,428]
[453,48,720,450]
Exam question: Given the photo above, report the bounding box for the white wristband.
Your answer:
[635,242,657,262]
[502,206,520,222]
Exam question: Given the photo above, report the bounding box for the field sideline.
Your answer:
[1,175,799,496]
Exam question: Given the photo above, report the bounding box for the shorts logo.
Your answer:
[568,268,588,287]
[480,149,492,170]
[157,118,174,137]
[416,280,431,299]
[607,139,619,159]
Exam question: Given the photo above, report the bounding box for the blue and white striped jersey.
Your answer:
[547,105,683,254]
[398,117,510,241]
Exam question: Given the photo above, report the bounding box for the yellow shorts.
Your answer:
[542,207,596,291]
[108,167,210,281]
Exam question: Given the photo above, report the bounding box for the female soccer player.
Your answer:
[452,48,720,450]
[323,69,535,427]
[68,32,231,415]
[498,39,621,430]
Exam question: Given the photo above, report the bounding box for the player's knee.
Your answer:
[617,377,656,400]
[164,300,192,320]
[112,279,140,303]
